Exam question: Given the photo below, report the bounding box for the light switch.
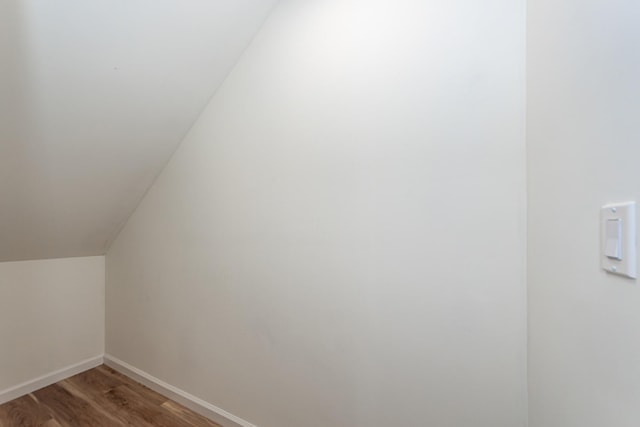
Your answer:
[601,202,637,279]
[605,218,623,260]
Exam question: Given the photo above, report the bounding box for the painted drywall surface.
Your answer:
[0,0,276,262]
[527,1,640,426]
[0,256,104,391]
[107,1,527,426]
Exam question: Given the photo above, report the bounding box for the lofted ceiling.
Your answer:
[0,0,276,262]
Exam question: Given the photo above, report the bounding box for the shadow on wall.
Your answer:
[0,0,61,258]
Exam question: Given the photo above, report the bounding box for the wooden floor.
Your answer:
[0,365,221,427]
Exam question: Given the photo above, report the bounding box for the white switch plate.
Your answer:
[601,201,637,279]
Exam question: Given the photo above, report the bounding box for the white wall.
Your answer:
[0,256,104,392]
[106,1,527,426]
[0,0,275,263]
[527,1,640,426]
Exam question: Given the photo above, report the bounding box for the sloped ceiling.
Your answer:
[0,0,276,262]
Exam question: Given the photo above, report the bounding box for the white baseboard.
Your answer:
[104,354,256,427]
[0,355,104,405]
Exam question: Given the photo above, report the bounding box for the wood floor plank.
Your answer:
[57,379,131,426]
[102,384,196,427]
[59,375,181,427]
[0,366,221,427]
[33,383,123,427]
[0,394,54,427]
[161,400,222,427]
[62,375,206,427]
[66,366,123,394]
[96,365,168,406]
